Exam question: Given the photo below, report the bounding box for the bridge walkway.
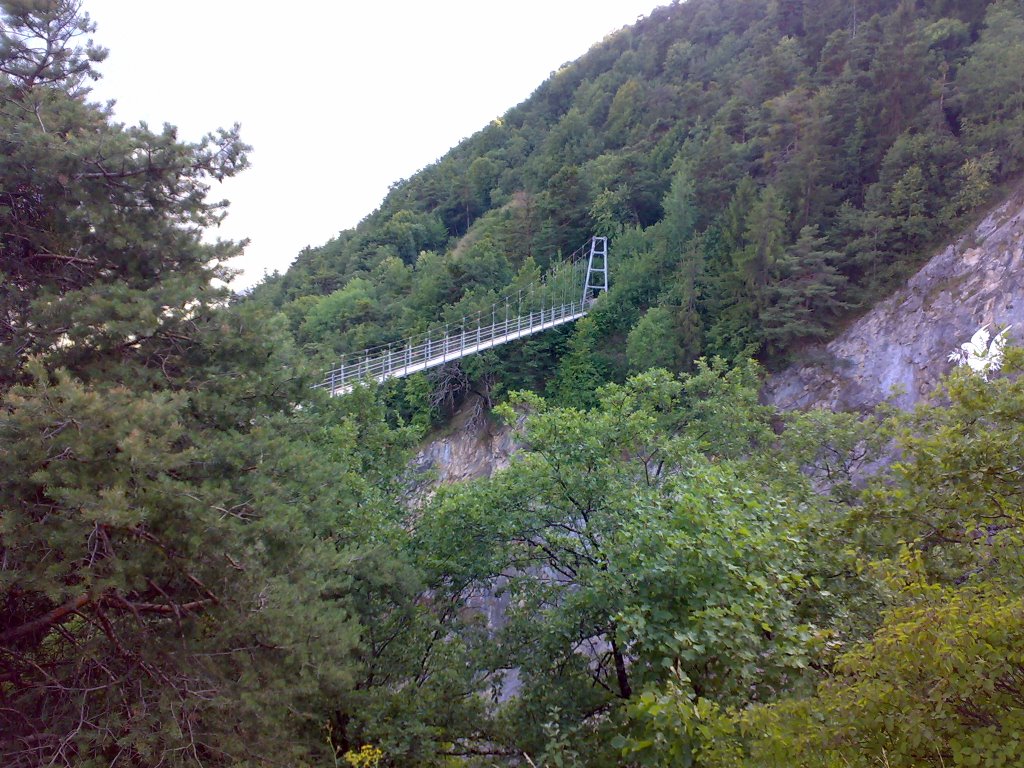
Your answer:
[316,236,608,395]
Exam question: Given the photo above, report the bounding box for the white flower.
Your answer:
[948,324,1012,380]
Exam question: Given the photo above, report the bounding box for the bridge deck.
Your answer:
[321,300,588,395]
[316,236,608,397]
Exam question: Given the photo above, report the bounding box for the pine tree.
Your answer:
[761,225,848,358]
[0,5,412,764]
[739,186,788,308]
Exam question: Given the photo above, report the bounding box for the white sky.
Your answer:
[83,1,660,290]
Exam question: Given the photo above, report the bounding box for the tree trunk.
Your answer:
[611,637,632,699]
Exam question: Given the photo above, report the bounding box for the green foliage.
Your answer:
[300,276,382,352]
[729,579,1024,768]
[413,365,833,762]
[620,578,1024,768]
[957,1,1024,175]
[378,210,448,263]
[858,347,1024,584]
[9,2,1024,765]
[0,5,417,765]
[760,225,847,358]
[627,306,685,372]
[249,0,1024,402]
[682,351,1024,768]
[547,317,607,408]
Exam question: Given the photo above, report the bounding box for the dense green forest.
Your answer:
[249,0,1024,421]
[3,1,1024,767]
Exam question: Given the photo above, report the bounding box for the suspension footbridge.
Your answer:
[316,236,608,395]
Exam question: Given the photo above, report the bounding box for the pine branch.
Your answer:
[0,593,91,644]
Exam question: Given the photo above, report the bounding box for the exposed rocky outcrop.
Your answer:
[408,409,520,697]
[416,186,1024,486]
[766,184,1024,412]
[410,405,517,496]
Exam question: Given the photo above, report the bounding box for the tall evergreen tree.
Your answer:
[761,225,848,357]
[0,4,414,764]
[739,185,789,310]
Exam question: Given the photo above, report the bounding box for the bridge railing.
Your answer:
[314,236,607,395]
[315,296,592,394]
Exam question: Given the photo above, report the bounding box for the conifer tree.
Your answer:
[761,225,847,357]
[739,185,789,310]
[0,4,411,764]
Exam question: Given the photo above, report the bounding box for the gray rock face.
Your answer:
[409,414,523,698]
[766,185,1024,412]
[410,406,517,496]
[414,186,1024,482]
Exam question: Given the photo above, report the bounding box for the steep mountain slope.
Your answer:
[767,181,1024,411]
[413,184,1024,486]
[248,0,1024,426]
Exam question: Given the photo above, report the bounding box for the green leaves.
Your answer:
[0,5,420,764]
[0,0,107,90]
[684,350,1024,767]
[413,364,830,761]
[957,1,1024,175]
[8,0,1024,762]
[858,348,1024,585]
[735,584,1024,768]
[0,16,250,390]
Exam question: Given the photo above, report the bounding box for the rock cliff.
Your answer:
[410,404,517,496]
[415,184,1024,484]
[766,183,1024,412]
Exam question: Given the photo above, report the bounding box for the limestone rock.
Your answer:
[409,404,517,501]
[766,185,1024,412]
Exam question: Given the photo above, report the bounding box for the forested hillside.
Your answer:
[250,0,1024,420]
[4,1,1024,767]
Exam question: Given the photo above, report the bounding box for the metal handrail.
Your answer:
[316,237,608,395]
[316,298,592,394]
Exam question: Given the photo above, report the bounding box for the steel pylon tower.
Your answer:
[582,236,608,305]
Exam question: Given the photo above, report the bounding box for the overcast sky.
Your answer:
[83,1,661,289]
